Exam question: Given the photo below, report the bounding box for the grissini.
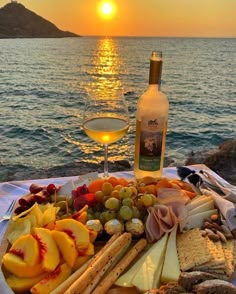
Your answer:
[52,233,121,294]
[82,237,132,294]
[51,259,91,294]
[65,232,132,294]
[92,238,148,294]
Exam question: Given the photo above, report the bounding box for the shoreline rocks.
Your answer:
[185,139,236,185]
[0,140,235,185]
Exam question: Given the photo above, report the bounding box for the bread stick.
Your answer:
[82,237,132,294]
[51,259,91,294]
[93,238,147,294]
[52,233,121,294]
[65,232,132,294]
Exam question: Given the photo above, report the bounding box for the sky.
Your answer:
[0,0,236,37]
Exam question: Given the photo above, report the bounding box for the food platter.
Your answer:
[1,165,236,294]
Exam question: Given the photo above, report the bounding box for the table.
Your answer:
[0,164,228,294]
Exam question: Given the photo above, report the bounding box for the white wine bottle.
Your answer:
[134,51,169,179]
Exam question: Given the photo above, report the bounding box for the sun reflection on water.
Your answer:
[85,38,124,101]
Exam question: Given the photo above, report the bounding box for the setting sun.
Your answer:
[99,1,115,19]
[102,3,112,15]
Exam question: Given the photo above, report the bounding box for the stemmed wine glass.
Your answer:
[82,85,129,178]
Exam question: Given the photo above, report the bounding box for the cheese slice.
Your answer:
[188,200,215,216]
[114,247,150,287]
[161,225,180,284]
[131,233,168,292]
[180,209,218,231]
[186,195,212,211]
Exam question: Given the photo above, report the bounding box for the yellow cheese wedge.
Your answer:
[186,195,212,211]
[188,200,215,216]
[161,225,180,284]
[131,233,168,292]
[180,209,218,231]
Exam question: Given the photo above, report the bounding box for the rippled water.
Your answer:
[0,37,235,170]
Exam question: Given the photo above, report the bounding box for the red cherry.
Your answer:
[46,183,57,194]
[18,198,30,207]
[29,183,44,194]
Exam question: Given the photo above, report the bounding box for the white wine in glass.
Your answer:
[82,91,129,178]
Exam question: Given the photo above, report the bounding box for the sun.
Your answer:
[99,1,115,18]
[102,3,113,15]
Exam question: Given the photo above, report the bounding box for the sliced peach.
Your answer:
[54,219,90,250]
[33,227,60,272]
[9,234,40,266]
[30,263,72,294]
[2,253,43,278]
[89,230,98,243]
[75,211,88,224]
[84,242,94,255]
[51,230,78,267]
[72,255,91,271]
[6,273,46,294]
[78,242,94,256]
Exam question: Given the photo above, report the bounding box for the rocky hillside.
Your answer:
[0,2,80,38]
[185,139,236,185]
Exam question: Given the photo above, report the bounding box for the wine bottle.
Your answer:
[134,51,169,179]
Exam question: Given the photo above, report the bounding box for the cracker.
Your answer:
[233,239,236,269]
[222,240,234,277]
[177,228,212,271]
[192,240,225,271]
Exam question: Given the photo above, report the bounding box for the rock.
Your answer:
[0,2,80,38]
[185,139,236,185]
[0,160,133,182]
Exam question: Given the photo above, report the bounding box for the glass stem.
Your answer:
[104,144,109,178]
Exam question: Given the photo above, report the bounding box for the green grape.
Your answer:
[102,182,113,195]
[104,210,117,222]
[132,206,141,218]
[119,187,132,199]
[119,205,133,220]
[95,190,104,202]
[122,198,134,207]
[87,213,95,221]
[99,211,107,224]
[94,211,101,220]
[105,197,120,211]
[140,194,153,207]
[130,186,138,195]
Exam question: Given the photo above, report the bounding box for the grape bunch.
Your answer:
[86,180,157,225]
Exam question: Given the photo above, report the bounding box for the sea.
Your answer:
[0,37,235,176]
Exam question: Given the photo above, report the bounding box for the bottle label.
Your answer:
[138,116,165,171]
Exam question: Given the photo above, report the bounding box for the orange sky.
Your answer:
[1,0,235,37]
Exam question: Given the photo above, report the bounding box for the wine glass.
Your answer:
[82,86,129,178]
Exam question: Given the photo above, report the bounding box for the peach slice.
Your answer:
[54,219,90,250]
[72,255,91,271]
[78,242,94,256]
[30,263,72,294]
[2,253,43,278]
[51,230,78,267]
[6,273,46,294]
[33,227,60,272]
[9,234,40,266]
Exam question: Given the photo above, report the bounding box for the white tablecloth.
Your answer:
[0,164,227,293]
